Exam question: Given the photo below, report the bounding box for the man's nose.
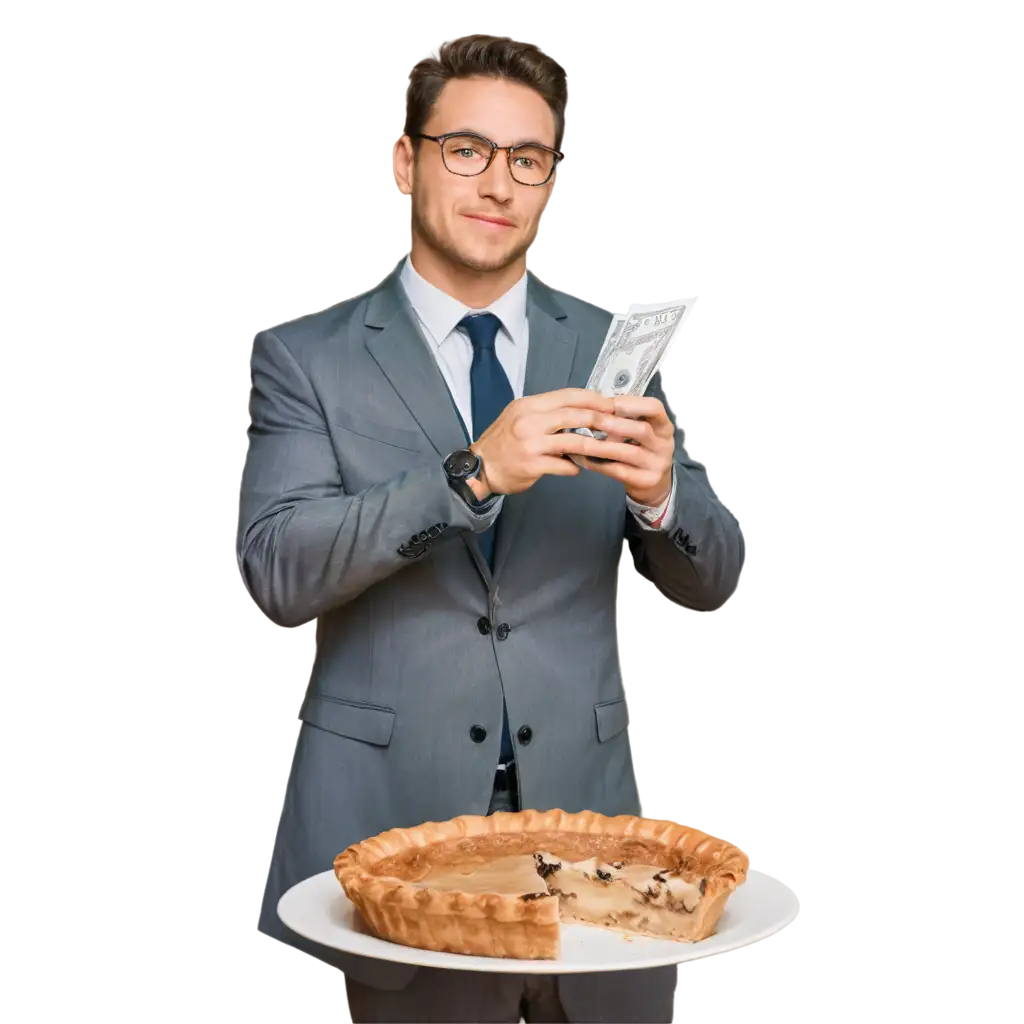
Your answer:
[477,151,515,201]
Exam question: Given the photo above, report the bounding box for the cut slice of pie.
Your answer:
[334,808,748,960]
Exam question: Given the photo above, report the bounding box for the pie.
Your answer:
[333,808,748,959]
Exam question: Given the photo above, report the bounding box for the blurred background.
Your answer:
[3,1,1020,1020]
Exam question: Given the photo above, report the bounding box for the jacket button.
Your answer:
[477,617,491,635]
[517,725,533,745]
[470,725,487,743]
[496,623,511,640]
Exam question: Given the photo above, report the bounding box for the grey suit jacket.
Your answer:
[235,258,744,991]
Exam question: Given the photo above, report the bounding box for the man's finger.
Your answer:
[580,439,656,467]
[530,407,607,435]
[589,414,657,445]
[610,395,667,419]
[524,388,618,414]
[536,454,582,477]
[529,409,643,437]
[543,432,656,466]
[611,396,673,434]
[580,458,664,495]
[611,395,664,416]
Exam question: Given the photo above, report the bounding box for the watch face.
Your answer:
[445,449,479,478]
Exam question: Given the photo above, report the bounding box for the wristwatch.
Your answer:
[443,448,494,508]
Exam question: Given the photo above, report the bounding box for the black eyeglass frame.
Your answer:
[415,131,564,186]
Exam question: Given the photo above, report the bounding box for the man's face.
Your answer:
[400,76,558,273]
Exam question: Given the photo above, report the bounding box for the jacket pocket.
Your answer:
[299,693,396,746]
[594,697,629,742]
[329,407,427,452]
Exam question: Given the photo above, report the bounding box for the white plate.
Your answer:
[277,869,799,974]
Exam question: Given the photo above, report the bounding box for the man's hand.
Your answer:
[575,395,675,506]
[469,389,625,499]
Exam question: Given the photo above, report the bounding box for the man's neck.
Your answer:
[409,241,525,310]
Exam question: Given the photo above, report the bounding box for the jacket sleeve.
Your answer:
[623,372,745,611]
[235,328,498,628]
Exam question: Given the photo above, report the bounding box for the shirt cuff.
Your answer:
[626,468,677,532]
[456,489,504,523]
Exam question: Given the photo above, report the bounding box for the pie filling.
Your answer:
[411,851,708,939]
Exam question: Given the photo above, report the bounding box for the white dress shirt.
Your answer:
[399,254,676,530]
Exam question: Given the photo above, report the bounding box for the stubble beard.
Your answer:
[412,199,535,274]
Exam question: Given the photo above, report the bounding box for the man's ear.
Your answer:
[393,135,415,195]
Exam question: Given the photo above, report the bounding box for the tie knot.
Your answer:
[459,312,503,351]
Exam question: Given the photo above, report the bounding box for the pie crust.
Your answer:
[334,808,748,960]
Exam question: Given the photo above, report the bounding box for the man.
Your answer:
[236,33,744,1024]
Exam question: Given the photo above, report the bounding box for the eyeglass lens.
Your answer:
[441,135,555,185]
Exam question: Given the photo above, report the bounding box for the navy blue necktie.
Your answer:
[459,312,515,765]
[459,312,514,568]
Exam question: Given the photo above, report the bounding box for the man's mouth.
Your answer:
[463,213,515,228]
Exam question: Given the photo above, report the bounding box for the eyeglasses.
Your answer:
[416,131,564,186]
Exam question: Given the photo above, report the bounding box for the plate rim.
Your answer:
[277,868,799,974]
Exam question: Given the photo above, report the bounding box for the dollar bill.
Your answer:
[567,298,696,465]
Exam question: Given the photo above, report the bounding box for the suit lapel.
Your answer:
[363,260,493,587]
[364,262,468,460]
[492,273,578,582]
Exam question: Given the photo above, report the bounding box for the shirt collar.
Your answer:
[399,253,528,347]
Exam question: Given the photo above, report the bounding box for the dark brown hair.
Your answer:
[404,35,568,150]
